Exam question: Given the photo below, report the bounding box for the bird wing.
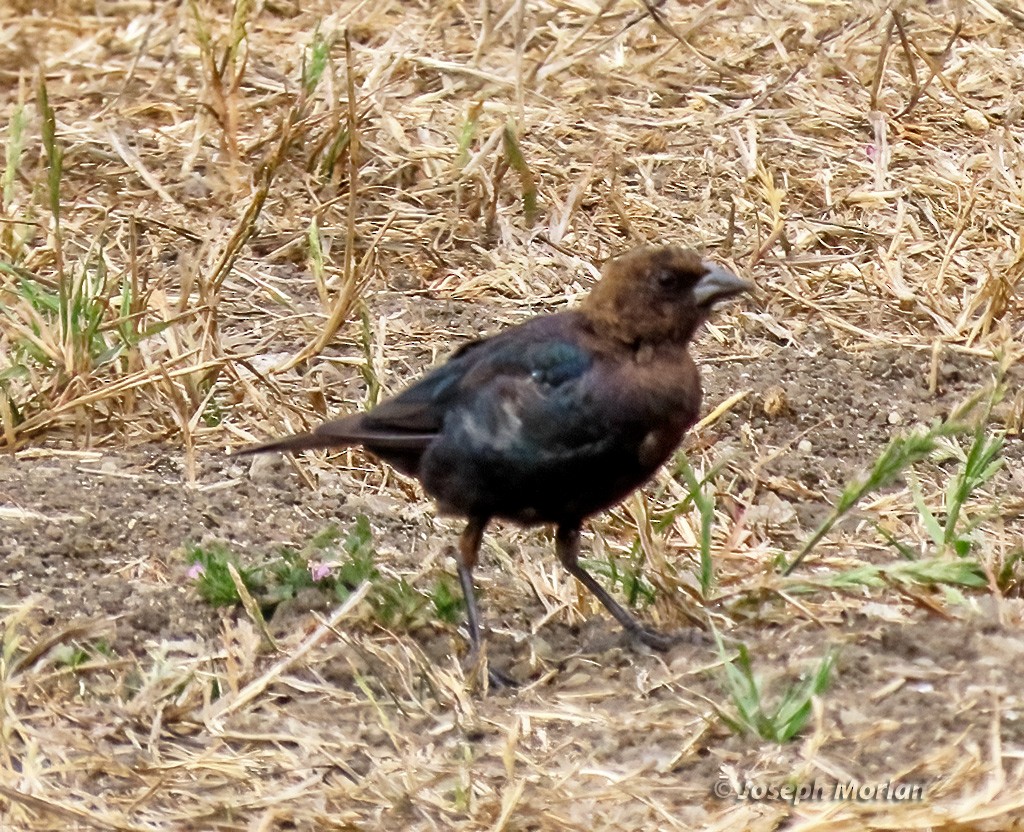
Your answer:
[428,319,616,464]
[352,312,592,431]
[237,314,599,459]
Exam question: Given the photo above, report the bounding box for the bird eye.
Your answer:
[656,267,702,293]
[656,269,678,289]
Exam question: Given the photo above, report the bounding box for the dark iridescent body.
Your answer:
[240,246,749,674]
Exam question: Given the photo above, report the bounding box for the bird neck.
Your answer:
[580,299,703,350]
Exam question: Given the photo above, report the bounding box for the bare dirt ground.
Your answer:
[3,320,1023,830]
[2,1,1024,830]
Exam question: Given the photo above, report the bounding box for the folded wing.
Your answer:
[237,314,598,479]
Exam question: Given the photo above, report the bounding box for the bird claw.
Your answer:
[486,667,518,689]
[628,626,681,652]
[462,648,518,691]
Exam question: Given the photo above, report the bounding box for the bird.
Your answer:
[238,245,750,677]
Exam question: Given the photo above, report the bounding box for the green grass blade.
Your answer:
[909,473,944,550]
[783,415,968,575]
[38,77,63,233]
[2,101,25,210]
[676,455,716,596]
[502,123,538,225]
[302,24,331,98]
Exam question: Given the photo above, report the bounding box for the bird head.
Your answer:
[581,245,750,346]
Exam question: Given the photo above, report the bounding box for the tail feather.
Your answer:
[232,431,352,456]
[234,412,437,457]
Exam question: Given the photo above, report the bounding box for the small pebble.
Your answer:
[964,108,988,132]
[246,453,290,484]
[762,385,790,418]
[888,411,902,425]
[530,635,554,662]
[798,439,813,453]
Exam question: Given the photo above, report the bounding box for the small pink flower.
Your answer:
[310,562,333,582]
[865,144,877,161]
[187,562,206,580]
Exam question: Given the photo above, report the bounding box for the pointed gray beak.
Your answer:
[693,262,752,307]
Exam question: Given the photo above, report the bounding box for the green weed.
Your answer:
[454,101,483,168]
[998,549,1024,596]
[582,552,657,608]
[430,576,464,625]
[186,541,262,607]
[301,24,332,98]
[672,455,721,597]
[52,638,115,671]
[1,97,24,213]
[909,415,1004,559]
[358,304,382,409]
[0,83,175,437]
[369,579,433,629]
[716,636,836,743]
[501,123,538,226]
[307,217,328,306]
[783,366,1009,604]
[788,557,986,592]
[185,516,460,632]
[38,77,63,250]
[783,392,985,575]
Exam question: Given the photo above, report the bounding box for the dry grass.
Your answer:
[2,0,1024,828]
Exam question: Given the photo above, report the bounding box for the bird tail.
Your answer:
[233,410,435,457]
[232,432,355,457]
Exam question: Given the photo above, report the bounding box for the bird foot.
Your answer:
[626,625,683,652]
[462,648,518,691]
[485,666,518,689]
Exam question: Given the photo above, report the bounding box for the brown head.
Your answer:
[581,245,750,346]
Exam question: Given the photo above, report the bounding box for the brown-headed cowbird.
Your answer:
[239,246,749,671]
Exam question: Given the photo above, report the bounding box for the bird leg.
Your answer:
[455,518,515,688]
[456,517,486,661]
[555,524,678,652]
